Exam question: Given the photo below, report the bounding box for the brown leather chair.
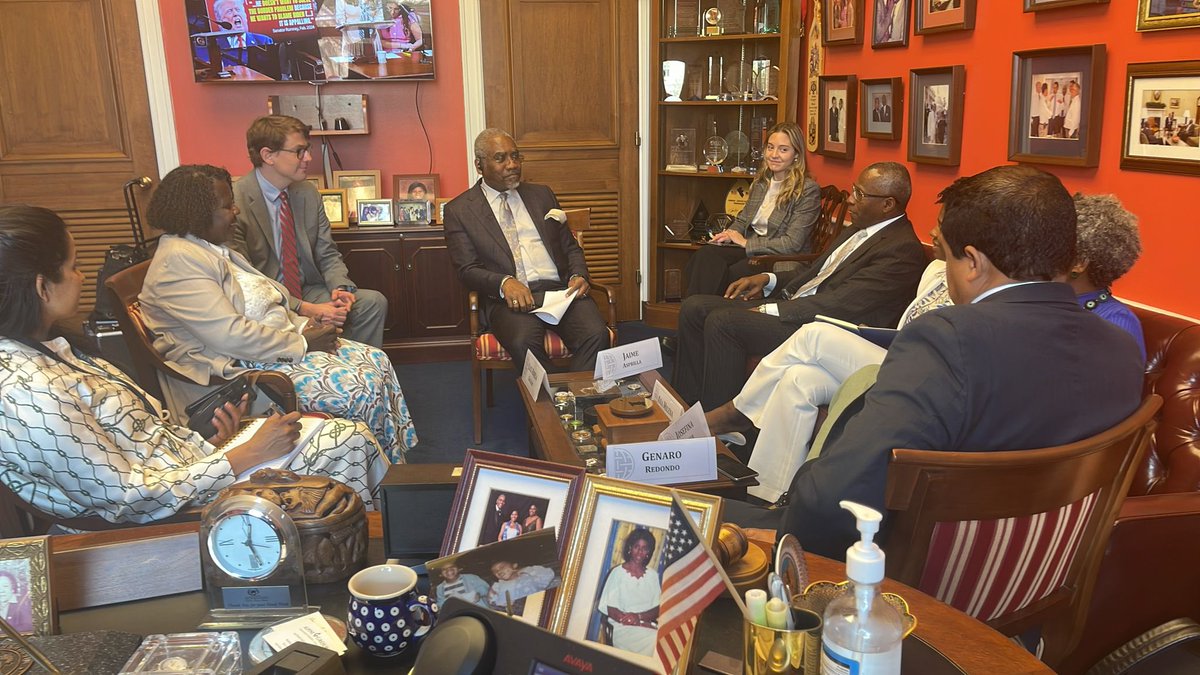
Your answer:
[884,394,1162,669]
[103,260,296,411]
[747,184,850,272]
[468,208,618,443]
[0,481,200,539]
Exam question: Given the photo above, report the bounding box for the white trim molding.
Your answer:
[135,0,180,176]
[460,0,487,176]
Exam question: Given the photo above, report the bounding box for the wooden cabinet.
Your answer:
[332,226,469,363]
[645,0,801,329]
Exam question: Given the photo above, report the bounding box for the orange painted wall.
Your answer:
[802,2,1199,317]
[156,0,470,199]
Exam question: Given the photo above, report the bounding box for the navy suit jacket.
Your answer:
[443,180,590,308]
[779,282,1145,558]
[770,215,928,329]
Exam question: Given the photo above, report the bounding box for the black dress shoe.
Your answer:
[660,336,678,354]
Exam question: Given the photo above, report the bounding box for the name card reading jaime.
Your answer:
[594,338,663,381]
[605,437,718,485]
[520,349,551,401]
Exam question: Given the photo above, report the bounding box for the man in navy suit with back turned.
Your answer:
[672,162,928,410]
[727,165,1145,559]
[444,128,608,372]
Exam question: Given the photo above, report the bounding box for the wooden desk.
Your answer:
[52,515,1050,673]
[519,370,751,497]
[345,53,434,79]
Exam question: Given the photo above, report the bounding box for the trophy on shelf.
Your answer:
[726,60,754,101]
[704,134,729,173]
[663,61,685,102]
[688,201,711,242]
[704,7,723,35]
[666,128,698,173]
[725,130,750,173]
[705,54,724,100]
[753,60,780,101]
[687,61,705,100]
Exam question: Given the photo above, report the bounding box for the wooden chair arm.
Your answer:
[747,253,821,268]
[468,290,484,338]
[251,371,297,413]
[588,281,619,332]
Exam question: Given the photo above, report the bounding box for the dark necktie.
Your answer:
[278,191,304,298]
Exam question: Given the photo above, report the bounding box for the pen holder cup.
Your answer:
[743,606,822,675]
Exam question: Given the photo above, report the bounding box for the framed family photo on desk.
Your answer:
[0,536,54,636]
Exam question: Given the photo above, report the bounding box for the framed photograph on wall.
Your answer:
[392,174,440,202]
[1008,45,1106,167]
[549,476,722,672]
[1023,0,1108,12]
[860,77,904,140]
[908,65,966,165]
[1121,60,1200,176]
[318,189,349,229]
[304,175,326,190]
[356,198,394,227]
[332,170,381,221]
[1136,0,1200,32]
[914,0,976,35]
[0,536,54,636]
[441,450,585,625]
[823,0,865,46]
[872,0,910,48]
[818,75,858,159]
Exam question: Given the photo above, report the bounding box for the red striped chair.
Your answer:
[468,208,618,443]
[883,394,1161,668]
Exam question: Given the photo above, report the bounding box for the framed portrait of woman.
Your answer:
[0,536,54,636]
[440,450,586,625]
[393,174,440,202]
[549,476,721,672]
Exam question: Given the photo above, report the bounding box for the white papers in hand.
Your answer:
[532,288,578,326]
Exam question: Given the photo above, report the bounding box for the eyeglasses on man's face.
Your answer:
[488,151,524,164]
[851,185,889,201]
[277,144,312,159]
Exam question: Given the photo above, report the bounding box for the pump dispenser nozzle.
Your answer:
[840,500,885,585]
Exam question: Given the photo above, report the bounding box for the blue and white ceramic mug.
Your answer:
[347,563,438,658]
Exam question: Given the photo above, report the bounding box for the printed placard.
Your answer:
[593,338,664,381]
[605,438,718,486]
[520,350,550,401]
[651,380,685,422]
[657,402,710,441]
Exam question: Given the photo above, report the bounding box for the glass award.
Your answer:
[757,0,779,33]
[725,131,750,173]
[705,54,724,100]
[726,60,754,101]
[666,128,698,172]
[663,60,685,102]
[753,62,780,101]
[703,135,729,173]
[686,62,705,100]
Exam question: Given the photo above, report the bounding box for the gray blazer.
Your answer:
[730,176,821,256]
[140,235,306,384]
[231,173,354,306]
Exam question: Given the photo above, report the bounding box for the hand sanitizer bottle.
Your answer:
[820,501,903,675]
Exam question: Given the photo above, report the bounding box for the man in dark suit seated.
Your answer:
[672,162,928,410]
[727,165,1145,559]
[444,128,608,372]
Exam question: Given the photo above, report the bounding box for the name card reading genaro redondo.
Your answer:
[604,437,717,486]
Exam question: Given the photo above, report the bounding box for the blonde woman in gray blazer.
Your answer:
[686,122,821,297]
[139,165,416,462]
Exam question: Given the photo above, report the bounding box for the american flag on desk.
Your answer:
[654,493,728,674]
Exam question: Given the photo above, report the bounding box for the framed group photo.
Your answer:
[818,75,859,159]
[914,0,976,35]
[872,0,910,48]
[861,77,904,140]
[908,65,966,165]
[1009,45,1106,167]
[1121,60,1200,176]
[395,199,433,226]
[356,198,394,227]
[440,450,586,625]
[823,0,865,45]
[1136,0,1200,32]
[319,189,349,229]
[0,536,54,636]
[549,476,722,672]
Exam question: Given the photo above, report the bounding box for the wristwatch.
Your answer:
[335,285,357,294]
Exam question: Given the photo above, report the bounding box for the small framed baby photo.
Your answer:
[426,528,561,619]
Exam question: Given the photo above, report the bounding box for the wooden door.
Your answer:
[0,0,160,313]
[480,0,641,320]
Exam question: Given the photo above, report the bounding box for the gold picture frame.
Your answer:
[319,188,349,229]
[0,536,54,636]
[549,476,722,672]
[331,170,382,223]
[1136,0,1200,32]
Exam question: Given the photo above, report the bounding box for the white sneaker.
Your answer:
[717,432,747,446]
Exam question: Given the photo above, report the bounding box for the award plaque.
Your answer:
[689,201,711,242]
[703,135,729,173]
[666,128,698,172]
[725,179,752,217]
[705,213,736,241]
[704,7,723,36]
[671,0,700,37]
[663,60,685,102]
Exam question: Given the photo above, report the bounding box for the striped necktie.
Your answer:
[786,228,872,299]
[498,192,528,283]
[278,191,304,298]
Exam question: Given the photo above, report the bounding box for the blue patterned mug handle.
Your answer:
[406,593,438,639]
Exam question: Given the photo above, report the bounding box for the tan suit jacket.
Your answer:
[139,234,306,384]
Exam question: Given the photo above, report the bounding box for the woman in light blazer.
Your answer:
[685,122,821,297]
[139,165,416,463]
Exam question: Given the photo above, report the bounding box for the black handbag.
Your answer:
[184,373,259,439]
[90,177,154,324]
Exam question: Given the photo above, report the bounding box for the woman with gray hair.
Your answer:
[1068,193,1145,362]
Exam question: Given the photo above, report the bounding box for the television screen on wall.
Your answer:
[186,0,435,83]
